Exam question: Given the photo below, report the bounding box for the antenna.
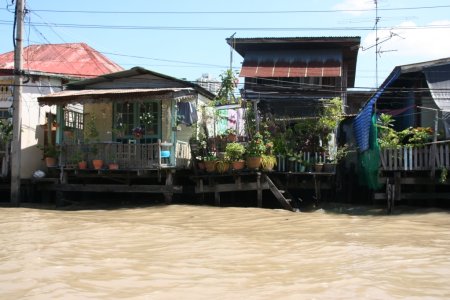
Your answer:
[360,1,399,87]
[375,0,379,87]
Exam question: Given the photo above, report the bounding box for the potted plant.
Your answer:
[324,144,349,172]
[216,158,230,174]
[225,142,246,170]
[38,144,60,167]
[261,154,277,171]
[107,152,119,170]
[70,149,86,169]
[90,144,103,170]
[225,128,237,142]
[203,152,217,173]
[132,126,145,139]
[139,112,155,134]
[245,132,266,169]
[313,157,324,172]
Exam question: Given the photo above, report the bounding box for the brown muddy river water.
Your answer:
[0,204,449,299]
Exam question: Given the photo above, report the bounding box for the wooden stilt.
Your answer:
[257,172,262,207]
[164,170,174,204]
[214,189,220,207]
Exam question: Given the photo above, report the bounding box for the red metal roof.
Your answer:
[239,50,342,78]
[0,43,123,78]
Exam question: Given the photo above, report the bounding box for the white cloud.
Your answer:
[333,0,375,16]
[362,20,450,60]
[356,20,450,87]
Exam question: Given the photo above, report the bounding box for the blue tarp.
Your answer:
[353,68,401,152]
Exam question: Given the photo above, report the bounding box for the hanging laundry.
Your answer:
[177,102,198,126]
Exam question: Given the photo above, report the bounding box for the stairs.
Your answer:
[263,174,296,211]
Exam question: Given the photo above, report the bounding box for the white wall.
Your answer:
[10,75,63,178]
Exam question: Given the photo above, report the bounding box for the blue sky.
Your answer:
[1,0,450,90]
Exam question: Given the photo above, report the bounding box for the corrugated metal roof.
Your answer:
[240,50,342,78]
[0,43,123,78]
[37,88,196,105]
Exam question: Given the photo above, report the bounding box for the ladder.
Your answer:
[263,174,296,211]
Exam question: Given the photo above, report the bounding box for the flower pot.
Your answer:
[314,163,324,172]
[246,157,262,170]
[92,159,103,170]
[204,160,216,173]
[197,161,205,171]
[231,160,245,171]
[216,161,230,174]
[45,157,57,167]
[108,163,119,170]
[227,133,237,142]
[78,161,87,170]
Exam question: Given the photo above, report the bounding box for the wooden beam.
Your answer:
[263,174,294,211]
[194,182,269,193]
[37,183,183,193]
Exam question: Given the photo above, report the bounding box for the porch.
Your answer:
[59,140,191,170]
[375,141,450,212]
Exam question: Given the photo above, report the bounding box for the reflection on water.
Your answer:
[0,204,449,299]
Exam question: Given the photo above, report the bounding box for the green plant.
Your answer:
[38,144,60,158]
[215,69,238,105]
[225,142,246,161]
[203,152,217,161]
[377,113,400,149]
[139,112,155,127]
[224,128,236,136]
[261,154,277,170]
[328,144,349,163]
[70,149,84,163]
[317,97,344,134]
[398,127,433,146]
[246,132,266,157]
[287,151,303,164]
[0,121,13,144]
[216,159,230,173]
[85,113,99,140]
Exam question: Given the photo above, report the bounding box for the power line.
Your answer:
[1,20,450,31]
[4,5,449,15]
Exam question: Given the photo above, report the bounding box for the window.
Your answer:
[114,101,160,143]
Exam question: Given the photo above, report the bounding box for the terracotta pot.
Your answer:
[246,157,262,170]
[92,159,103,170]
[216,161,230,174]
[231,160,245,171]
[227,133,237,142]
[108,163,119,170]
[197,161,205,170]
[314,163,324,172]
[204,160,216,173]
[45,157,57,167]
[78,161,87,170]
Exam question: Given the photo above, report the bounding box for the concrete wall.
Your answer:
[15,75,63,178]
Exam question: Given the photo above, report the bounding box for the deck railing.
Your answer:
[61,141,191,170]
[379,141,450,171]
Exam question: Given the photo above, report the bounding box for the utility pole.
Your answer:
[11,0,24,205]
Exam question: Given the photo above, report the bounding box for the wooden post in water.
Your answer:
[164,169,174,204]
[257,172,262,207]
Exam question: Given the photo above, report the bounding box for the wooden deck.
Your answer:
[61,141,191,170]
